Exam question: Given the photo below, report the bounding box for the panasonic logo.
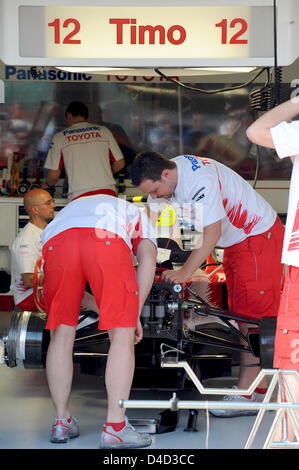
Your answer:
[5,66,92,81]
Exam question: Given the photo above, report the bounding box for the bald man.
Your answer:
[10,189,56,311]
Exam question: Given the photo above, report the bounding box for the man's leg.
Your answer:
[238,323,267,390]
[100,325,152,448]
[46,324,77,419]
[274,373,299,442]
[273,267,299,442]
[223,258,265,390]
[223,227,283,392]
[105,327,136,423]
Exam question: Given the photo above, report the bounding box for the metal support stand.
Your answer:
[120,356,299,449]
[262,371,299,449]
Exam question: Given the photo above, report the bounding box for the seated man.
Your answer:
[10,188,56,311]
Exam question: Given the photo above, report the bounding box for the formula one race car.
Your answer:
[0,239,277,396]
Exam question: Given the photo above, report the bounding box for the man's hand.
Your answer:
[21,273,34,288]
[161,221,222,285]
[134,317,143,345]
[161,268,189,284]
[38,273,44,286]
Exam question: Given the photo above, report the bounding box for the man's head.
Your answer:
[131,151,177,199]
[65,101,89,125]
[24,188,56,228]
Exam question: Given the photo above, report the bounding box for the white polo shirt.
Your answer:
[10,222,43,305]
[270,120,299,267]
[148,155,276,247]
[41,195,157,255]
[44,121,124,200]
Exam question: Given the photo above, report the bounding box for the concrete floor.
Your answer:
[0,364,278,450]
[0,310,287,454]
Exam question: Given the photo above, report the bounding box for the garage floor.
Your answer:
[0,310,286,452]
[0,364,279,450]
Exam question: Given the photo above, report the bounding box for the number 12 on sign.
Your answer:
[215,18,248,44]
[48,18,81,44]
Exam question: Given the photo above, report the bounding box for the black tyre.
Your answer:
[6,311,49,369]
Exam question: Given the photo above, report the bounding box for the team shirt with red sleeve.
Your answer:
[41,194,157,256]
[270,120,299,267]
[10,222,43,305]
[148,155,277,247]
[44,122,124,200]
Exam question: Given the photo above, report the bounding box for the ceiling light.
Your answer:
[56,67,134,72]
[184,67,257,73]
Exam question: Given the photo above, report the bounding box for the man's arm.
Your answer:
[135,239,157,315]
[12,230,42,295]
[106,126,125,174]
[246,98,299,148]
[111,159,125,174]
[46,169,61,187]
[133,239,156,344]
[21,272,43,288]
[162,219,222,284]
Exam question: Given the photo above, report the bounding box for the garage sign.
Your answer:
[0,1,298,67]
[18,5,273,61]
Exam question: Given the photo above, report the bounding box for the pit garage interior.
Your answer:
[0,0,299,451]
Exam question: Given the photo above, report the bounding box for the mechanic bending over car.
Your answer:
[41,194,157,448]
[10,188,98,318]
[131,151,285,417]
[247,97,299,441]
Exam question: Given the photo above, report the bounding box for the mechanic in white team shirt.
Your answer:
[41,194,157,448]
[247,97,299,441]
[10,188,55,312]
[44,101,125,201]
[131,151,285,417]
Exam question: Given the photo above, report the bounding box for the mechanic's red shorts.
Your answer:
[17,293,38,312]
[273,265,299,371]
[42,228,139,331]
[222,216,284,321]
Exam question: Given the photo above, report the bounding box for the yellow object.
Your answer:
[132,196,144,203]
[157,204,176,227]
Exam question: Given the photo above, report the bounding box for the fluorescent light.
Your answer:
[55,66,257,76]
[56,67,134,72]
[184,67,257,73]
